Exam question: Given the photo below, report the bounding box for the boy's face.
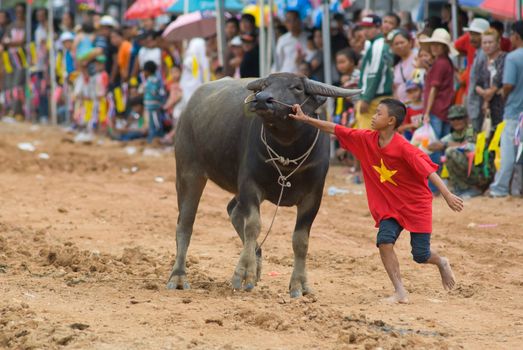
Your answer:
[335,54,354,75]
[406,87,422,102]
[63,40,73,51]
[371,104,395,131]
[449,118,467,131]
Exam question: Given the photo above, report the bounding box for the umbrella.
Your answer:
[458,0,483,6]
[480,0,523,20]
[124,0,176,20]
[167,0,245,13]
[162,11,216,42]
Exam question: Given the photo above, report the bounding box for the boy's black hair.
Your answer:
[379,98,406,128]
[226,17,239,26]
[384,12,401,27]
[143,60,157,75]
[111,28,124,37]
[285,10,300,20]
[512,20,523,41]
[241,13,256,26]
[81,22,95,34]
[336,47,360,66]
[129,96,143,107]
[490,20,504,34]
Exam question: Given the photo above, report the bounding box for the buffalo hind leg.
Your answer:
[167,173,207,290]
[227,197,263,282]
[289,195,321,298]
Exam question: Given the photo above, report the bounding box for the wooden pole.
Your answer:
[25,0,32,121]
[215,0,226,67]
[259,0,266,77]
[48,0,57,125]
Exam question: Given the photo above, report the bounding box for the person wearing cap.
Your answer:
[455,18,490,131]
[398,80,423,140]
[420,29,456,165]
[59,32,76,81]
[488,21,523,198]
[227,36,244,78]
[272,10,308,74]
[81,15,118,81]
[473,28,506,132]
[428,105,490,199]
[356,14,393,130]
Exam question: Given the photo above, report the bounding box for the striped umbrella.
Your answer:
[124,0,177,20]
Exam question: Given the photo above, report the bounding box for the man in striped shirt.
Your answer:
[356,15,393,130]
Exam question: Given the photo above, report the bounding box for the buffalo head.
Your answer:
[246,73,361,124]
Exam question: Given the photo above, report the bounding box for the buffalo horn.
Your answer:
[246,78,265,91]
[304,79,362,97]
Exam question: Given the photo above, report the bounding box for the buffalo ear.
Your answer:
[246,78,266,91]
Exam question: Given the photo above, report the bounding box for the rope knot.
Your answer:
[278,176,291,188]
[277,156,295,166]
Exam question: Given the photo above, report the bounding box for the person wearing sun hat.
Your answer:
[419,28,456,190]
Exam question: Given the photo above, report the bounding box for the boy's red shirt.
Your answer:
[334,125,438,233]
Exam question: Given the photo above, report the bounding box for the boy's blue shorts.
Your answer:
[376,218,431,264]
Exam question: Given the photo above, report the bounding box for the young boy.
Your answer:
[398,80,423,140]
[290,99,463,303]
[143,60,165,143]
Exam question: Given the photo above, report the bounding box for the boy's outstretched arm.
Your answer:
[428,172,464,212]
[289,104,337,134]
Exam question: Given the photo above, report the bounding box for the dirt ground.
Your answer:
[1,121,522,350]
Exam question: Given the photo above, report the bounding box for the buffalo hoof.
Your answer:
[231,272,257,292]
[290,289,302,298]
[166,275,190,290]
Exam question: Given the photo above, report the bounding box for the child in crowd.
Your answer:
[111,96,147,141]
[289,99,463,303]
[398,80,424,140]
[334,48,361,176]
[94,55,109,128]
[143,60,165,143]
[160,64,183,145]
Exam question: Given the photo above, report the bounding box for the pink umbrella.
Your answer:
[162,11,217,42]
[481,0,523,20]
[125,0,177,20]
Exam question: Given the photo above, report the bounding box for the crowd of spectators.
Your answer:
[0,3,522,198]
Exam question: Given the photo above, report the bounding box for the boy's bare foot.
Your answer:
[382,291,409,304]
[438,257,455,290]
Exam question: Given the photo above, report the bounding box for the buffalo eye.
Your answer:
[292,85,303,92]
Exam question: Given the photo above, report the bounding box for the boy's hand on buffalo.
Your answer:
[289,104,309,122]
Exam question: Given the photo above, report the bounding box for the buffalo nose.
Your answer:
[256,91,272,103]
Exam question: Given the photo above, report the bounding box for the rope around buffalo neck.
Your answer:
[256,117,320,253]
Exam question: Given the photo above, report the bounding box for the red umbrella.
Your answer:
[125,0,178,20]
[481,0,523,20]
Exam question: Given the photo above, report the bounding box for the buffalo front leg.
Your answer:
[289,195,321,298]
[231,195,261,291]
[167,173,207,290]
[227,197,263,282]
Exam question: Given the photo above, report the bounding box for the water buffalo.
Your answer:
[167,73,360,297]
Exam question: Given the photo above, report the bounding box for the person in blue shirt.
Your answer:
[143,60,165,143]
[488,21,523,197]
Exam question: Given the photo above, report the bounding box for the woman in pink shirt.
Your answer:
[390,29,416,104]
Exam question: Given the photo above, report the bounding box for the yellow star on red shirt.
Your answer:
[372,159,398,186]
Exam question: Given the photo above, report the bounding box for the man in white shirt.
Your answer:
[272,10,308,74]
